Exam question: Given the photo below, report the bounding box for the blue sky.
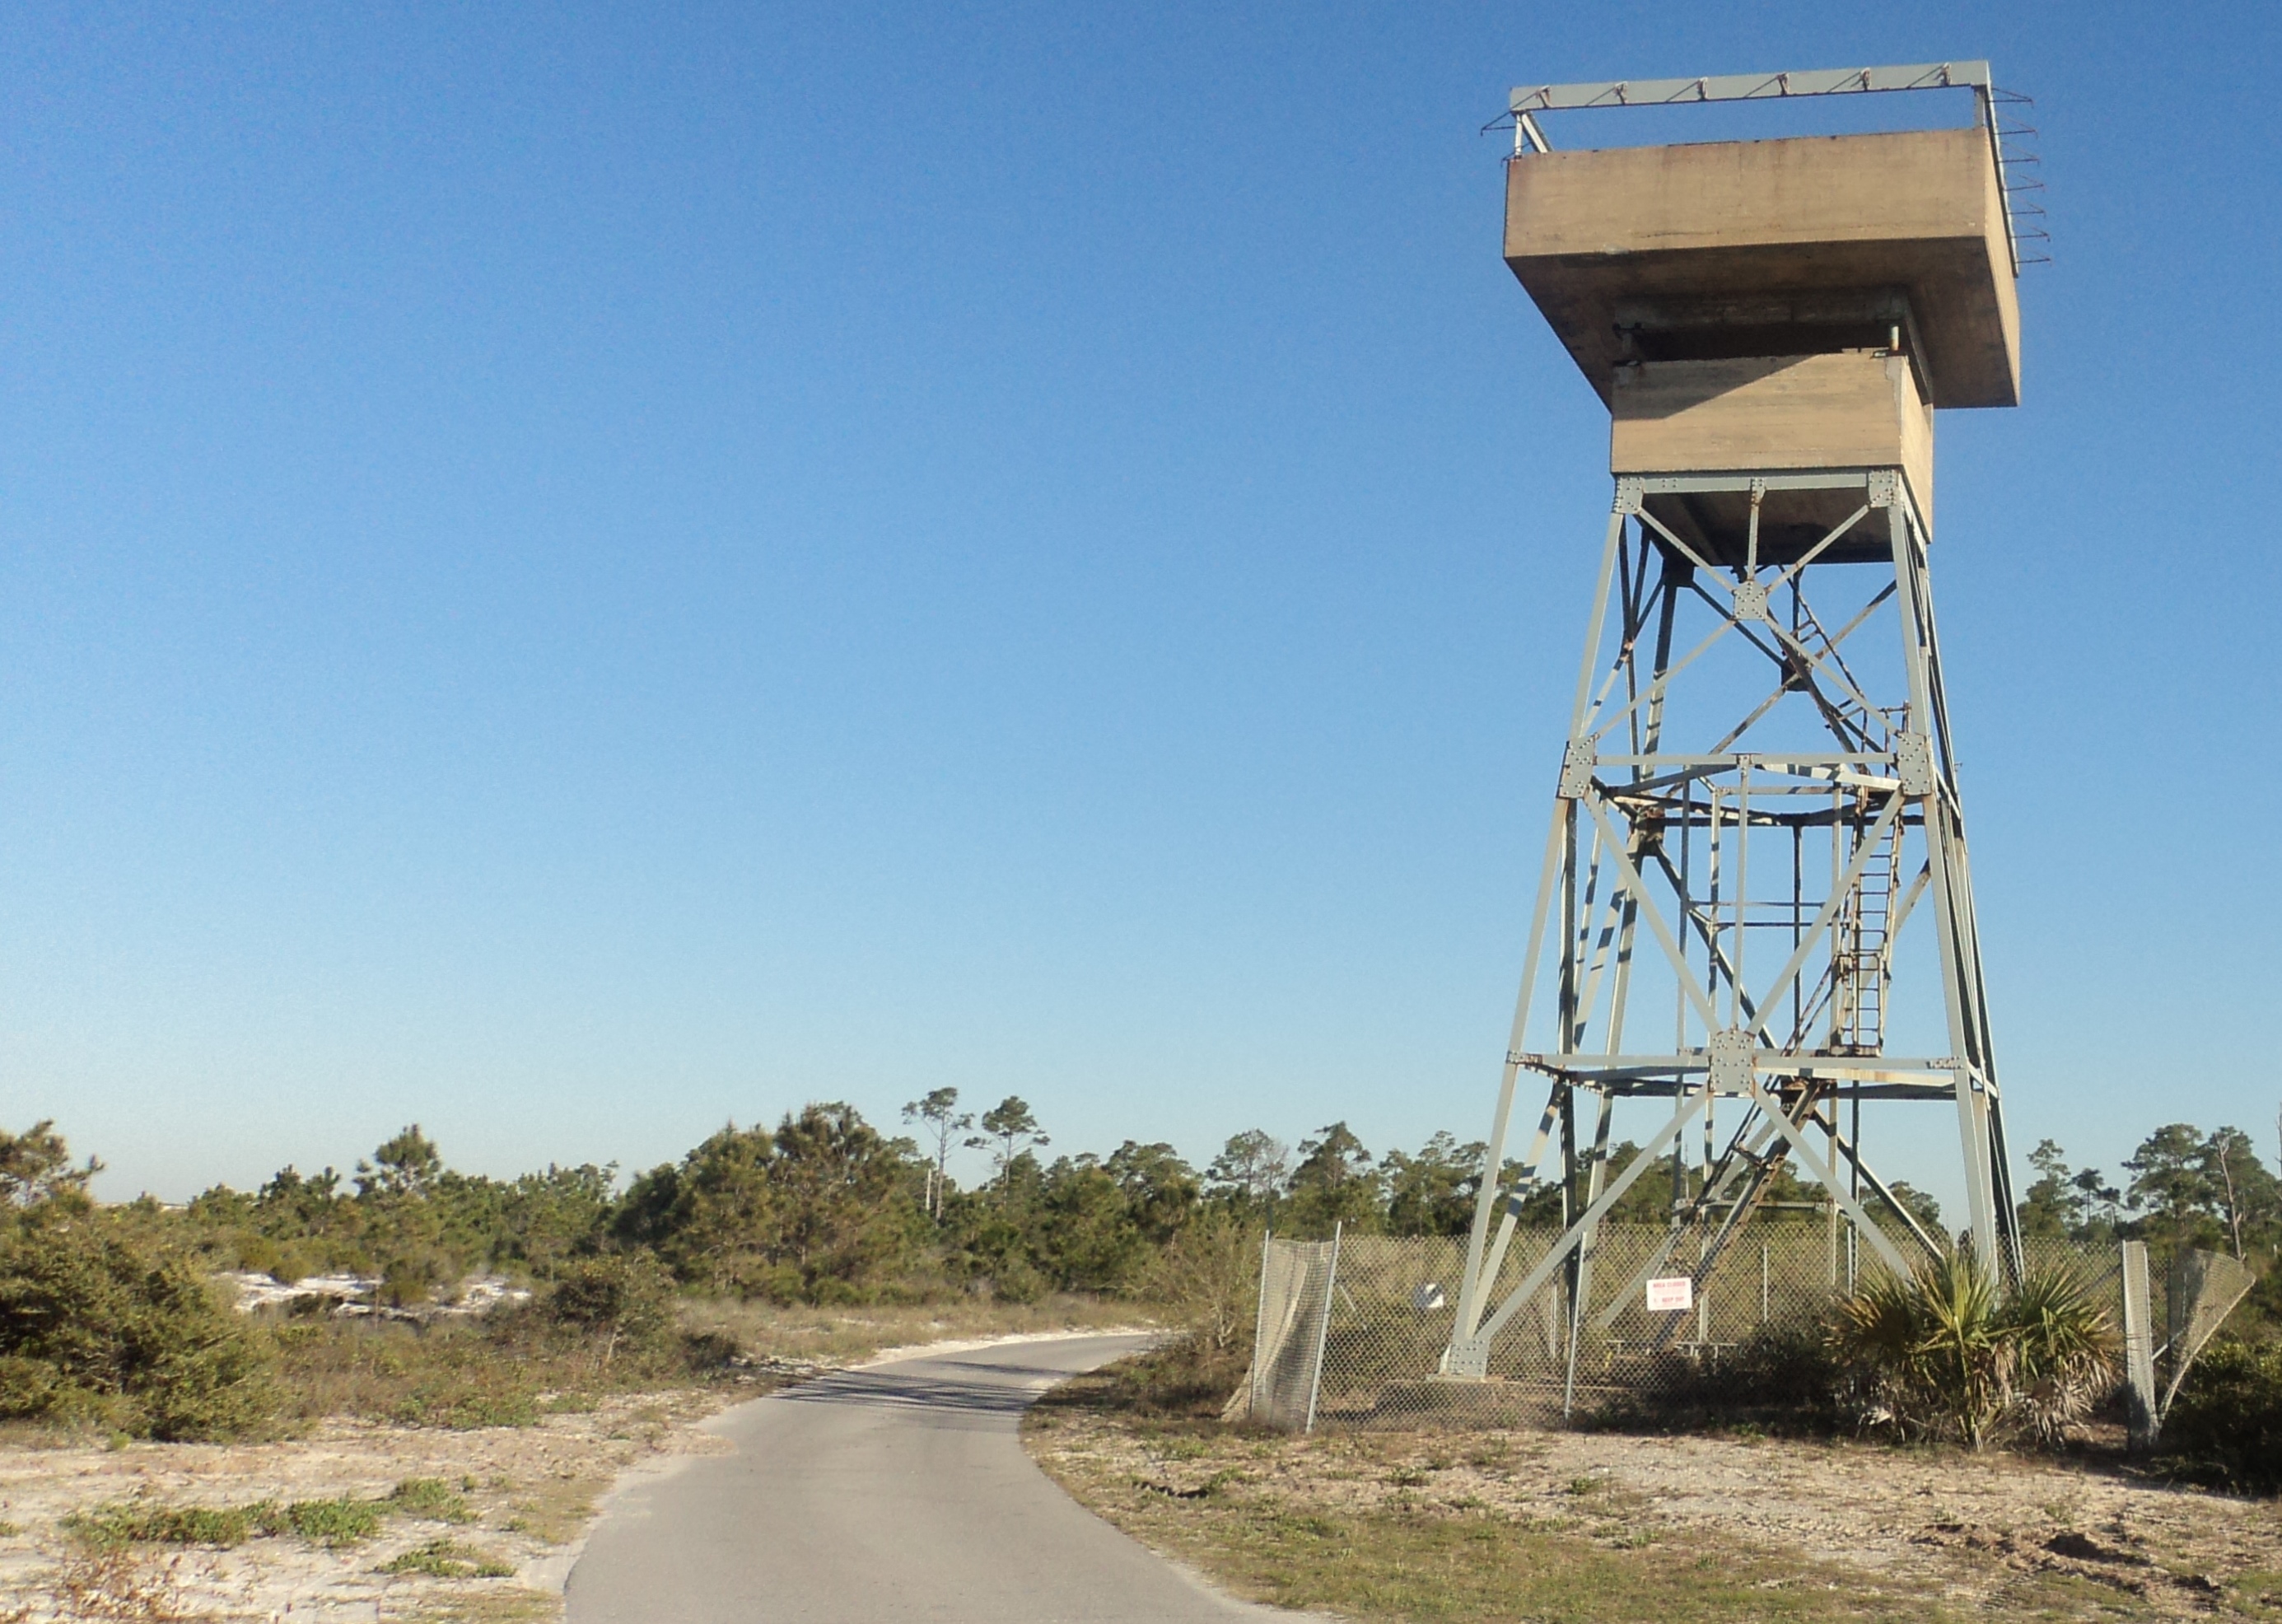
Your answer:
[4,2,2275,1207]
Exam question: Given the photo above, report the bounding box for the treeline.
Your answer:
[2,1102,2279,1447]
[138,1097,1929,1306]
[21,1103,2281,1315]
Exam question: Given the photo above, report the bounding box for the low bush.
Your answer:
[2158,1337,2282,1493]
[1038,1332,1250,1422]
[268,1290,743,1429]
[1141,1209,1258,1361]
[0,1211,278,1440]
[543,1253,678,1360]
[1590,1324,1846,1435]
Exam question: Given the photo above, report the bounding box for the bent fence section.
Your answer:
[1244,1233,1341,1431]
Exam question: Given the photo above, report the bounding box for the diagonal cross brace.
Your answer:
[1455,1089,1714,1360]
[1741,1078,1913,1277]
[1578,792,1722,1030]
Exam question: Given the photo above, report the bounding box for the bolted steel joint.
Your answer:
[1440,1340,1490,1380]
[1557,739,1597,799]
[1893,730,1936,797]
[1707,1027,1758,1094]
[1730,579,1771,623]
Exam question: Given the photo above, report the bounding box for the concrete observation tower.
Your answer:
[1444,64,2035,1382]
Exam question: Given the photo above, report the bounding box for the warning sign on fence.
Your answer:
[1645,1276,1694,1312]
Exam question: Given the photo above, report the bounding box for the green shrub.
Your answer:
[1142,1209,1259,1358]
[1580,1323,1844,1435]
[544,1254,676,1357]
[2159,1338,2282,1493]
[0,1211,278,1440]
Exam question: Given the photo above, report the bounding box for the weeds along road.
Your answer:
[565,1333,1276,1622]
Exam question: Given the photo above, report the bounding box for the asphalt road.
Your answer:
[564,1333,1276,1622]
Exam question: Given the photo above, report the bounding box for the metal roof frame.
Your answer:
[1505,63,2029,277]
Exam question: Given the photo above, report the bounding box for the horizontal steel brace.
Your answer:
[1625,470,1882,496]
[1509,1050,1979,1082]
[1600,754,1892,768]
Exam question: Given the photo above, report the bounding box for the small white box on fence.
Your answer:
[1645,1275,1694,1313]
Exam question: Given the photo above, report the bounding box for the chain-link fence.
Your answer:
[1237,1225,2185,1432]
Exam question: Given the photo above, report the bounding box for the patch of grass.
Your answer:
[2231,1570,2282,1612]
[66,1500,266,1550]
[376,1538,516,1579]
[497,1473,609,1546]
[390,1589,558,1624]
[390,1477,477,1524]
[396,1384,541,1430]
[275,1496,383,1546]
[1029,1360,1972,1624]
[65,1492,386,1552]
[1099,1493,1951,1623]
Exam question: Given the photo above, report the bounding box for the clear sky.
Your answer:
[5,2,2275,1209]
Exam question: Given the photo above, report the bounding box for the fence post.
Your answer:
[1303,1221,1342,1435]
[1760,1242,1770,1326]
[2121,1239,2158,1452]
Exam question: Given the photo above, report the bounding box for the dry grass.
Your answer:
[1026,1355,2282,1622]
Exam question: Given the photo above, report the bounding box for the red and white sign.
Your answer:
[1645,1276,1694,1313]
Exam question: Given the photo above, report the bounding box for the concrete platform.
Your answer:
[1505,128,2018,409]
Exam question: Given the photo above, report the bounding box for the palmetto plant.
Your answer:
[1830,1249,2116,1449]
[2007,1258,2120,1444]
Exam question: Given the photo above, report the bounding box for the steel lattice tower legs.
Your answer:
[1442,467,2018,1381]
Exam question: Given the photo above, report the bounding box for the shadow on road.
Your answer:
[776,1360,1080,1419]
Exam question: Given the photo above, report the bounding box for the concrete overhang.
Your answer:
[1505,127,2020,410]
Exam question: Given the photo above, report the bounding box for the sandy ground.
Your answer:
[1027,1412,2282,1618]
[0,1388,739,1622]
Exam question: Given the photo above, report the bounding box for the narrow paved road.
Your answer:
[565,1334,1272,1622]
